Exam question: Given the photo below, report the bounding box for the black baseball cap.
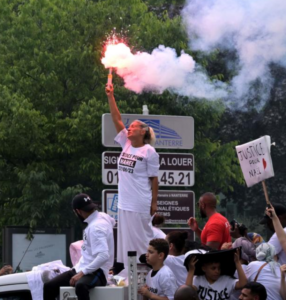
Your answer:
[260,202,286,224]
[72,193,97,212]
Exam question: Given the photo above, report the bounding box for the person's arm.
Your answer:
[187,217,202,238]
[147,151,159,216]
[70,251,109,286]
[206,241,220,250]
[105,84,125,133]
[71,230,110,286]
[280,265,286,300]
[0,265,13,276]
[138,286,168,300]
[221,242,233,250]
[204,223,223,250]
[234,249,247,290]
[266,205,286,253]
[186,256,198,291]
[150,177,158,216]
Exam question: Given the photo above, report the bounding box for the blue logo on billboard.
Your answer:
[107,194,118,221]
[124,119,181,139]
[110,194,118,212]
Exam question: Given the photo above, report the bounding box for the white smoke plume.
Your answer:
[182,0,286,108]
[102,43,228,100]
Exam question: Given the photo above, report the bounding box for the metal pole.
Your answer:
[142,105,149,115]
[128,251,138,300]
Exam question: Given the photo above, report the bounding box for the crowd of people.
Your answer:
[135,198,286,300]
[42,83,283,300]
[105,82,286,299]
[1,83,286,300]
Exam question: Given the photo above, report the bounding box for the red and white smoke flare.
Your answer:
[101,42,227,99]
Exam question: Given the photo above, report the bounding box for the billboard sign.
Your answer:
[102,152,194,187]
[102,190,195,225]
[102,114,194,149]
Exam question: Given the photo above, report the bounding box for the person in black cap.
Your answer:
[260,202,286,265]
[43,193,115,300]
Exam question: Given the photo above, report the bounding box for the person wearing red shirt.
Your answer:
[187,192,231,250]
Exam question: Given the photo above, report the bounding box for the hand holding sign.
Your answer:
[265,204,277,220]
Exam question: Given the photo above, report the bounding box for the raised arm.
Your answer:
[186,256,198,291]
[234,249,247,290]
[266,205,286,253]
[105,84,125,133]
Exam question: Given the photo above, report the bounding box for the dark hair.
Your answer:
[152,214,165,226]
[174,285,199,300]
[166,231,188,254]
[149,238,169,260]
[243,282,267,300]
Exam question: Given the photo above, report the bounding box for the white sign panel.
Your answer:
[159,153,194,186]
[102,113,194,149]
[12,234,66,271]
[102,152,194,187]
[235,136,274,187]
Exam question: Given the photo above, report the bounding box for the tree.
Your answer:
[0,0,243,234]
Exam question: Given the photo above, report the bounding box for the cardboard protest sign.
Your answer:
[236,136,274,187]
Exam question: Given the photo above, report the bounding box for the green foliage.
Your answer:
[0,0,243,235]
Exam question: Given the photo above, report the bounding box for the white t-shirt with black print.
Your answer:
[193,275,237,300]
[146,265,178,300]
[115,128,159,214]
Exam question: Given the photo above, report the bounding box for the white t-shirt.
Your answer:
[152,227,166,239]
[115,129,159,214]
[269,227,286,264]
[193,275,237,300]
[245,261,282,300]
[146,265,178,300]
[164,255,187,286]
[74,211,115,279]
